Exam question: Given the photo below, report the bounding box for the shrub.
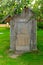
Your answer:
[37,22,43,29]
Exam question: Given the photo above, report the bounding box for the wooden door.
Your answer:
[16,22,30,51]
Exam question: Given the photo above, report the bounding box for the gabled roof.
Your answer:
[1,15,10,22]
[1,7,35,23]
[1,8,16,23]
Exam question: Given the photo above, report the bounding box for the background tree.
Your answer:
[0,0,43,22]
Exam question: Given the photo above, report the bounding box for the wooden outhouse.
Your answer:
[10,7,37,52]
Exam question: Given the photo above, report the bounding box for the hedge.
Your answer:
[37,22,43,29]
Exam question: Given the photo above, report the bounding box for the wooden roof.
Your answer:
[1,7,35,23]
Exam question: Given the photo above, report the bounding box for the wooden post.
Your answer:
[10,19,17,51]
[30,18,37,51]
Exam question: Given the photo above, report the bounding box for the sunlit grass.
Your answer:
[0,27,43,65]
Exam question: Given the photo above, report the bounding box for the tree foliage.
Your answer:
[30,0,43,21]
[0,0,30,20]
[0,0,43,22]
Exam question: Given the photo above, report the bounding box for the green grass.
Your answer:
[0,27,43,65]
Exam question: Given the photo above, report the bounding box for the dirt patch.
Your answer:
[9,54,19,58]
[9,51,24,58]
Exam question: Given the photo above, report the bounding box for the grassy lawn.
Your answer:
[0,27,43,65]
